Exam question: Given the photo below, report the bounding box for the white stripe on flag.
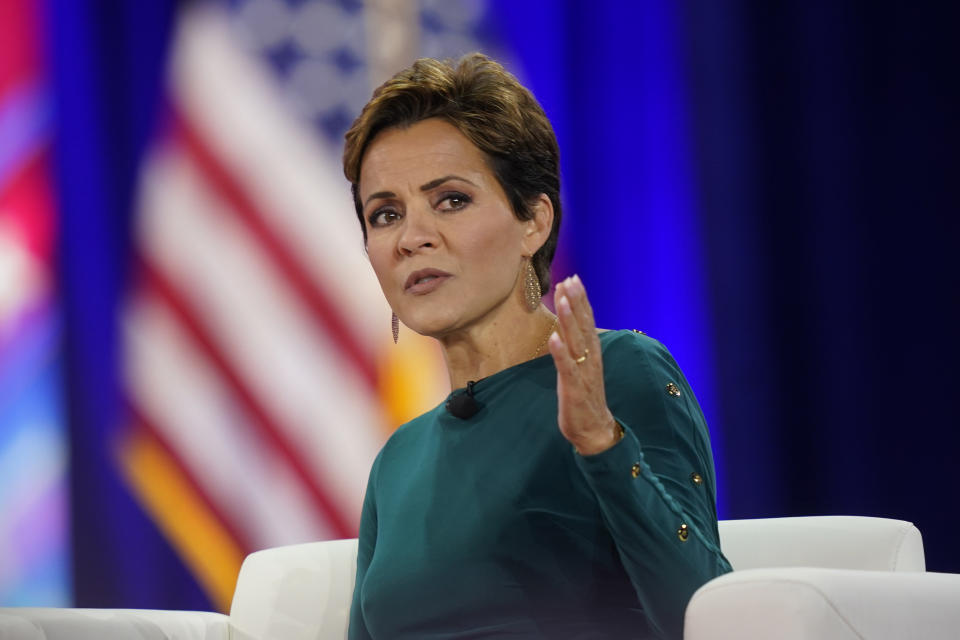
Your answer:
[125,292,337,547]
[170,4,390,346]
[135,144,386,528]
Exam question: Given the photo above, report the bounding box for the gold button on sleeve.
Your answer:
[690,472,703,486]
[630,462,642,478]
[665,382,681,397]
[677,523,689,542]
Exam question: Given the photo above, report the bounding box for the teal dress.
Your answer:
[349,330,731,640]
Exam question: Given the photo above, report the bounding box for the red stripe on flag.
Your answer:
[139,260,356,539]
[171,110,377,390]
[126,403,255,555]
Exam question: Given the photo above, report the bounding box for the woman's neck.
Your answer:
[440,303,556,390]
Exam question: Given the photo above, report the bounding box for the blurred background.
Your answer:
[1,0,957,612]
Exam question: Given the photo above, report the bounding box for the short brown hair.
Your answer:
[343,53,561,295]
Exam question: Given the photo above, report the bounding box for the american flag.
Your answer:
[118,0,500,611]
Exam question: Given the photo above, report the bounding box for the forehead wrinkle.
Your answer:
[358,120,493,201]
[362,157,487,203]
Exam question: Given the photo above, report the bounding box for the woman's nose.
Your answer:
[397,207,440,255]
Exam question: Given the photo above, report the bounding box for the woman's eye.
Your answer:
[438,192,471,211]
[369,208,401,228]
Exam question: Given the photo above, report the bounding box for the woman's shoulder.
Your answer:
[367,409,437,489]
[376,401,446,461]
[599,329,712,462]
[598,327,653,345]
[599,328,672,361]
[598,329,691,396]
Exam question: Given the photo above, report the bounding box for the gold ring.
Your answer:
[575,349,589,364]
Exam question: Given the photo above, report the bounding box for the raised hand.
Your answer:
[547,275,621,455]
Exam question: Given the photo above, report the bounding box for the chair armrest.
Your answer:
[684,567,960,640]
[718,516,925,571]
[229,538,358,640]
[0,608,229,640]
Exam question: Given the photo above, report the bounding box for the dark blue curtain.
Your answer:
[682,1,960,572]
[498,0,959,574]
[496,0,727,511]
[48,0,211,608]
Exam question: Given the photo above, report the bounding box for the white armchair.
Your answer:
[683,516,960,639]
[2,516,958,640]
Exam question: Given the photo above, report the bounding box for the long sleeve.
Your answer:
[348,453,380,640]
[574,332,731,640]
[347,330,728,639]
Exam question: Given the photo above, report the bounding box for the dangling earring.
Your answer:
[524,258,541,311]
[391,312,399,344]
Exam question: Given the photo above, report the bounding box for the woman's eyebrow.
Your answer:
[420,175,477,191]
[364,190,394,207]
[363,175,478,207]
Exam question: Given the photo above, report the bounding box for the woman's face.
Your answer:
[358,117,536,338]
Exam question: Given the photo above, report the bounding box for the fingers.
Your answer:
[568,275,598,340]
[556,289,588,364]
[572,275,598,333]
[550,276,613,451]
[549,291,586,393]
[548,330,578,381]
[555,275,598,362]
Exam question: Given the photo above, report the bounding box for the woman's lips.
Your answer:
[405,274,451,295]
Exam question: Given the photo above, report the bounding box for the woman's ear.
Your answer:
[522,194,554,255]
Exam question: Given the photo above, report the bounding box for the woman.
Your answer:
[342,53,731,640]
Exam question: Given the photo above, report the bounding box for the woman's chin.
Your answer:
[398,309,468,340]
[397,313,453,339]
